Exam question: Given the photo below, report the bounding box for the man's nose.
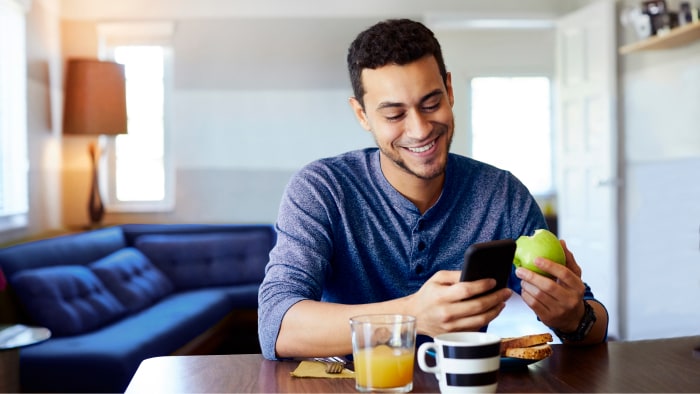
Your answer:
[405,110,432,139]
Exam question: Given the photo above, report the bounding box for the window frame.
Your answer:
[96,22,176,213]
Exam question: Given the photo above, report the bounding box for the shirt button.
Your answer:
[415,264,424,274]
[418,241,426,251]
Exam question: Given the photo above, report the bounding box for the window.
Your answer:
[112,46,166,202]
[469,77,553,196]
[0,0,28,231]
[98,23,174,212]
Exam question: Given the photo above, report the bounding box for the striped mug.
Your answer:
[417,332,501,393]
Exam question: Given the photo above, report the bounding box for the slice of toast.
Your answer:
[500,332,553,354]
[503,343,553,360]
[500,333,554,360]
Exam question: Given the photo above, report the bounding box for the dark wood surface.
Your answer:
[126,335,700,393]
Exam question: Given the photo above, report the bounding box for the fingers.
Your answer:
[436,289,511,333]
[428,270,500,301]
[447,300,508,332]
[517,271,556,313]
[429,270,462,285]
[517,259,585,298]
[560,240,582,277]
[515,261,558,290]
[517,255,582,294]
[415,271,512,337]
[516,259,586,329]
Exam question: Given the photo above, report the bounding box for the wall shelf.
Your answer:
[619,21,700,54]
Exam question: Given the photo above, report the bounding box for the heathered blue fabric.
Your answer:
[258,148,591,360]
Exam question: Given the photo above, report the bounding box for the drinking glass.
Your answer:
[349,314,417,392]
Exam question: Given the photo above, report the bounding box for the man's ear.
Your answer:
[446,72,455,108]
[349,97,371,131]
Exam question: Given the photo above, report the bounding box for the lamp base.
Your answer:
[88,142,105,227]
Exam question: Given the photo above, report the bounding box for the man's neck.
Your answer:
[380,158,445,214]
[409,179,443,214]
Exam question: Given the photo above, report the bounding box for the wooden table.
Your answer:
[126,335,700,393]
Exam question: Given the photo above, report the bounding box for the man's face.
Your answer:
[350,55,455,183]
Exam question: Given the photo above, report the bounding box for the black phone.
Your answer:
[460,239,517,298]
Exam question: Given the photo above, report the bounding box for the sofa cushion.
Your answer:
[90,248,174,313]
[135,232,269,290]
[10,265,126,336]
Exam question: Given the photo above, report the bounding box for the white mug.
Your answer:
[417,332,501,393]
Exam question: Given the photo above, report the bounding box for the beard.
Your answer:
[376,119,453,181]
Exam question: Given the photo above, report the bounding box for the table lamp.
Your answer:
[63,59,127,227]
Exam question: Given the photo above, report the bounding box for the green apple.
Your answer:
[513,229,566,278]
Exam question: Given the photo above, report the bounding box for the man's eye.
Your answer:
[423,102,440,112]
[385,113,405,122]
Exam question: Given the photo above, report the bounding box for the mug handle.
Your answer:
[417,342,440,374]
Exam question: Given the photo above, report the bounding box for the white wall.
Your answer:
[624,158,700,339]
[167,88,372,223]
[174,89,368,170]
[619,12,700,339]
[623,47,700,162]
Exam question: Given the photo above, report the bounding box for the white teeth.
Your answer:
[408,141,435,153]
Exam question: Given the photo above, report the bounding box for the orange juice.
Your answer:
[354,345,414,388]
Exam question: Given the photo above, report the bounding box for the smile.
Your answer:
[407,140,436,153]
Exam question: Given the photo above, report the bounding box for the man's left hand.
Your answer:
[514,240,585,333]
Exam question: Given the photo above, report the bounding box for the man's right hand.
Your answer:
[403,270,512,338]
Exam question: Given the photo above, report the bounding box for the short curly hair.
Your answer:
[347,19,448,108]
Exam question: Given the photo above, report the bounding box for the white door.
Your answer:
[555,0,621,339]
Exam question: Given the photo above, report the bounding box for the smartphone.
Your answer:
[460,239,517,298]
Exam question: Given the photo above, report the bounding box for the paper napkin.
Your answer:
[290,361,354,379]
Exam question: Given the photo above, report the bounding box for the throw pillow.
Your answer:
[10,265,126,336]
[90,247,174,313]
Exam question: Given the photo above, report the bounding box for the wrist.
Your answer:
[562,301,586,332]
[554,300,596,342]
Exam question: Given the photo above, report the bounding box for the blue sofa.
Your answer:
[0,223,275,393]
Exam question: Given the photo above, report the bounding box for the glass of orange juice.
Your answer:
[349,314,416,392]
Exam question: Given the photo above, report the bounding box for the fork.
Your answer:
[314,357,346,374]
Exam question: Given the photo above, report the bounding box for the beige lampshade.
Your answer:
[63,59,128,135]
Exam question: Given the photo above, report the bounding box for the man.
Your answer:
[258,18,608,360]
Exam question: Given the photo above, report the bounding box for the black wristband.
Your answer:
[554,300,596,342]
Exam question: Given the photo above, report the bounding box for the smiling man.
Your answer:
[257,19,608,360]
